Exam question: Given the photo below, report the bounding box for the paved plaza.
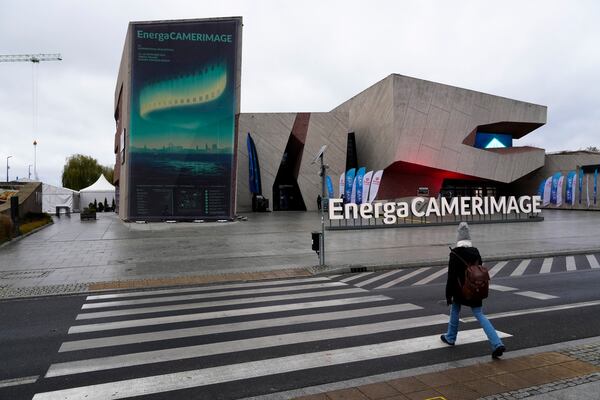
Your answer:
[1,209,599,292]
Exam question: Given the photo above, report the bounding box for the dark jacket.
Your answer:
[445,245,483,308]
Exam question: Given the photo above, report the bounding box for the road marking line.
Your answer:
[461,300,600,322]
[77,288,367,320]
[49,314,448,377]
[328,274,342,279]
[587,254,600,269]
[540,258,553,274]
[487,261,507,278]
[566,256,576,271]
[340,272,374,283]
[510,259,531,276]
[515,291,558,300]
[375,267,430,289]
[69,295,391,334]
[412,268,447,286]
[82,282,349,309]
[85,277,331,301]
[489,284,518,292]
[34,329,511,400]
[60,303,422,352]
[0,375,39,388]
[355,270,402,287]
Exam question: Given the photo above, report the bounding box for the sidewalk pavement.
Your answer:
[289,340,600,400]
[1,210,600,298]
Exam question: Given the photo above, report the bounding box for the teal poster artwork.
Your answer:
[129,19,241,219]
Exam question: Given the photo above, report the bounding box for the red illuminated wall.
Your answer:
[376,161,480,199]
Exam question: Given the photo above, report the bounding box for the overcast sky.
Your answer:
[1,0,599,186]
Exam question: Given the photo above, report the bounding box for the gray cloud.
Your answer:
[1,0,599,186]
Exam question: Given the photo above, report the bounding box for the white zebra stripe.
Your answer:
[488,261,508,278]
[516,291,558,300]
[412,268,447,286]
[540,258,553,274]
[48,313,448,377]
[355,270,402,287]
[489,284,518,292]
[33,329,511,400]
[565,256,576,271]
[340,272,374,283]
[60,303,422,352]
[587,254,600,269]
[86,277,330,301]
[82,282,348,309]
[77,288,367,320]
[374,267,430,289]
[69,295,390,334]
[510,259,531,277]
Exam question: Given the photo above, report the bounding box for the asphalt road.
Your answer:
[1,262,600,400]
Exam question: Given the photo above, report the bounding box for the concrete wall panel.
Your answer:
[237,113,296,212]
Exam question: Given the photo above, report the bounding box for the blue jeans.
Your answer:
[444,303,503,350]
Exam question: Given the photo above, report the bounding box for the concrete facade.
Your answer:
[238,74,548,211]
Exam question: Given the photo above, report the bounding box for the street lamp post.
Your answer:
[6,155,12,183]
[33,140,37,180]
[311,145,328,267]
[28,165,32,180]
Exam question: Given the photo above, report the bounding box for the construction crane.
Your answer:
[0,53,62,179]
[0,53,62,63]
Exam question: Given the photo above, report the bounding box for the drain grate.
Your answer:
[350,267,367,273]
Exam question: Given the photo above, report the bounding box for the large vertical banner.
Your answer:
[129,18,242,220]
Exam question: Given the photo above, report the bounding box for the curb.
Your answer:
[311,247,600,275]
[0,268,313,300]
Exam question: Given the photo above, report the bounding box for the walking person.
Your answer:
[440,222,506,358]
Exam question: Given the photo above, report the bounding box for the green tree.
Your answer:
[61,154,113,191]
[585,146,599,152]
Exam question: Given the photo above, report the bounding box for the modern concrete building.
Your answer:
[236,74,550,212]
[114,19,598,220]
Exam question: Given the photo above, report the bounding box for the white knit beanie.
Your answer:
[456,222,471,242]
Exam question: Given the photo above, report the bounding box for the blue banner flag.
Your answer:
[344,168,356,204]
[355,167,366,204]
[537,180,546,199]
[566,171,577,205]
[326,175,334,199]
[594,168,598,205]
[247,133,258,194]
[579,168,584,204]
[550,172,561,204]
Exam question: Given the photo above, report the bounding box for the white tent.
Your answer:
[80,175,115,210]
[42,183,80,213]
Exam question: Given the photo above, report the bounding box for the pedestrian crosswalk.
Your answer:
[327,253,600,291]
[32,276,510,400]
